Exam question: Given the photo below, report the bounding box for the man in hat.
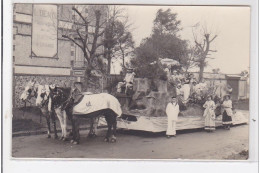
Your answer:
[166,95,180,138]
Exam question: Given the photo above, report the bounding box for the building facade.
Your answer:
[13,4,108,107]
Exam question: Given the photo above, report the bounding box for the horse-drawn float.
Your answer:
[99,77,249,132]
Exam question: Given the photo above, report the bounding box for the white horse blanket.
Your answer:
[73,93,122,117]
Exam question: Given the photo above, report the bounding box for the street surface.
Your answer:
[12,124,248,160]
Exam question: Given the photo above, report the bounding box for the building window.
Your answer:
[13,45,15,51]
[71,51,74,56]
[71,42,74,46]
[13,34,15,40]
[85,8,88,13]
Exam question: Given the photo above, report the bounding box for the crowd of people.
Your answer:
[115,66,234,138]
[165,67,234,138]
[166,94,234,138]
[166,67,211,107]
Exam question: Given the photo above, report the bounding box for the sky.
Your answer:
[111,5,250,75]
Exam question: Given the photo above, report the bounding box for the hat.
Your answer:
[127,68,133,71]
[171,95,177,98]
[207,95,213,99]
[50,84,56,89]
[224,94,231,99]
[173,70,177,73]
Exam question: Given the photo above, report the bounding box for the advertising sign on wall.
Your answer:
[32,5,57,58]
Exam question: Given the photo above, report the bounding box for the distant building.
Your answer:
[13,4,108,107]
[193,72,249,100]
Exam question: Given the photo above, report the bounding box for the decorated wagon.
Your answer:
[99,59,248,132]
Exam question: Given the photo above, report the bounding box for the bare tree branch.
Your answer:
[209,35,218,43]
[62,34,83,50]
[72,6,89,25]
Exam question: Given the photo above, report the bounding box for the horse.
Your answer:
[49,86,122,145]
[33,83,99,141]
[20,81,58,138]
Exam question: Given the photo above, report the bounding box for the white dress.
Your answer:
[182,84,191,103]
[166,102,179,135]
[203,100,216,130]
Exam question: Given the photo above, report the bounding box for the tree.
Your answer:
[191,24,218,82]
[60,5,108,75]
[153,8,182,35]
[103,6,135,74]
[104,20,134,73]
[131,9,188,79]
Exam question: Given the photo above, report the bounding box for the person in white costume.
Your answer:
[182,77,191,104]
[124,68,136,94]
[203,95,216,132]
[166,96,180,138]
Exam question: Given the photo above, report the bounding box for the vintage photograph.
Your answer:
[12,4,250,159]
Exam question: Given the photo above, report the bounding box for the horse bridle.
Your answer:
[51,87,79,111]
[23,86,37,104]
[39,92,49,108]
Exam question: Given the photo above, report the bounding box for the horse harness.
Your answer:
[51,87,76,111]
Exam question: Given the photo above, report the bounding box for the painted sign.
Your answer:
[32,5,57,58]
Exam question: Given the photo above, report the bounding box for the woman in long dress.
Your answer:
[222,95,233,130]
[166,96,180,138]
[203,95,216,132]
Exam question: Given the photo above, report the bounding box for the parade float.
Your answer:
[99,59,249,132]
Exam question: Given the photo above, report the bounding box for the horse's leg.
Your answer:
[111,114,117,143]
[72,118,80,145]
[46,112,51,138]
[104,115,112,142]
[51,112,58,139]
[71,118,76,143]
[88,117,98,138]
[55,108,64,140]
[62,110,68,141]
[88,117,94,138]
[93,117,99,136]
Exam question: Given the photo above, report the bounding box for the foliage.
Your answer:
[153,8,182,35]
[103,19,135,73]
[132,61,168,81]
[131,8,189,80]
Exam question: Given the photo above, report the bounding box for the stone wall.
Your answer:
[14,75,76,108]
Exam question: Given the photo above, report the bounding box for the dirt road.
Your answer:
[12,124,248,160]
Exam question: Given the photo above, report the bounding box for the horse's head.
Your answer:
[49,85,73,109]
[35,85,50,107]
[20,80,37,101]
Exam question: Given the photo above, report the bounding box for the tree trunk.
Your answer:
[107,50,112,74]
[199,62,204,82]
